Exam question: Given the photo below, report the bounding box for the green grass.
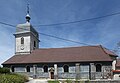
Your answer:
[65,79,73,83]
[48,80,60,83]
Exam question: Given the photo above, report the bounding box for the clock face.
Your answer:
[20,45,24,50]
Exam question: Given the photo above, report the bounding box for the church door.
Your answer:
[51,72,54,79]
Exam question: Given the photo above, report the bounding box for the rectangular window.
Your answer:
[21,37,24,44]
[43,66,48,72]
[26,66,30,72]
[80,65,89,79]
[14,67,25,72]
[34,41,36,47]
[80,65,89,72]
[63,65,69,72]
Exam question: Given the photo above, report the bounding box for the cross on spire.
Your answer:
[26,3,31,23]
[27,4,29,14]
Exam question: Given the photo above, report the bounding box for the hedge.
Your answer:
[0,67,10,74]
[0,74,28,83]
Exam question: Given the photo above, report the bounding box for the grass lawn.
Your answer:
[48,80,59,83]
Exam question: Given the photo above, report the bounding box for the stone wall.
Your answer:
[4,62,113,79]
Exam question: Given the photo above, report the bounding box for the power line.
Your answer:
[0,11,119,48]
[33,11,120,26]
[39,32,91,46]
[0,20,94,45]
[0,21,15,27]
[12,27,116,51]
[0,21,115,51]
[14,27,91,45]
[0,11,120,28]
[0,20,90,46]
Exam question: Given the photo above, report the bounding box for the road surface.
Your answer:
[26,79,48,83]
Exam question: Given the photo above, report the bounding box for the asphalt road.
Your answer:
[26,79,48,83]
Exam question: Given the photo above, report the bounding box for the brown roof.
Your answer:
[2,45,117,65]
[102,47,117,56]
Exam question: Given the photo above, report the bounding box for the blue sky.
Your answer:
[0,0,120,65]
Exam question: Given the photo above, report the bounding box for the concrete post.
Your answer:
[112,60,116,70]
[75,63,80,79]
[90,63,96,80]
[33,65,37,79]
[54,64,58,79]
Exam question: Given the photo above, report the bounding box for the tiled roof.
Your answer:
[2,45,116,65]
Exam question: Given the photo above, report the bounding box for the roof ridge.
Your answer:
[99,45,117,56]
[35,45,101,50]
[98,45,110,55]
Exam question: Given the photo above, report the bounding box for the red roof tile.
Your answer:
[2,45,116,65]
[112,70,120,73]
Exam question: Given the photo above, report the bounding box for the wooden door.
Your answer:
[51,72,54,79]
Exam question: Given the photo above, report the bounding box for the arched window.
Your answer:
[34,41,36,47]
[26,66,30,72]
[11,66,14,72]
[63,65,69,72]
[43,65,48,72]
[21,37,24,44]
[96,64,102,72]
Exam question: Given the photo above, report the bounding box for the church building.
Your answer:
[2,10,118,80]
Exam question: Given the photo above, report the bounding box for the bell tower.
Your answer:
[14,5,39,55]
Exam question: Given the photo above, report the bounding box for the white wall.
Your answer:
[15,36,30,53]
[112,60,116,70]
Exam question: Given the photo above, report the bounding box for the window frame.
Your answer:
[26,66,30,72]
[11,66,14,72]
[21,37,24,44]
[63,64,69,73]
[96,63,102,72]
[43,65,48,73]
[34,41,36,47]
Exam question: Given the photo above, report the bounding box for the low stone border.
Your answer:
[59,79,120,83]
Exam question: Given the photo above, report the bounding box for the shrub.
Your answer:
[0,74,28,83]
[0,67,10,74]
[11,73,29,82]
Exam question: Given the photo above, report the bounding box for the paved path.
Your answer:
[26,79,48,83]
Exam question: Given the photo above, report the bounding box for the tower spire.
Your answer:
[27,3,29,14]
[26,4,31,23]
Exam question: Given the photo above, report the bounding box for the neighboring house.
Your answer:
[113,59,120,80]
[2,11,118,80]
